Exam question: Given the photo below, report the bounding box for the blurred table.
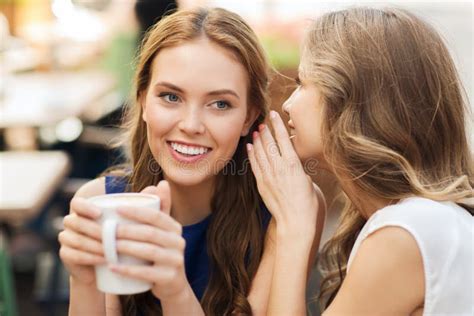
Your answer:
[0,70,117,128]
[0,151,71,225]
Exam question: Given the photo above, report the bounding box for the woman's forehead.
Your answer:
[149,39,248,93]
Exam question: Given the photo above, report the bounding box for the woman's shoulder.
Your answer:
[330,225,425,315]
[74,177,106,199]
[74,172,130,199]
[350,196,472,268]
[353,196,472,265]
[361,197,472,251]
[345,197,473,314]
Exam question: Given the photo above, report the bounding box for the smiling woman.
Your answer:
[142,37,255,187]
[58,7,273,316]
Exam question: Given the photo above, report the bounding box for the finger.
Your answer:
[58,230,104,255]
[269,111,299,160]
[141,186,159,195]
[116,240,184,264]
[253,131,273,177]
[109,264,178,285]
[116,224,185,250]
[156,180,171,216]
[59,246,106,265]
[259,124,282,165]
[247,143,278,211]
[63,213,102,240]
[117,206,181,235]
[70,197,101,219]
[247,143,263,181]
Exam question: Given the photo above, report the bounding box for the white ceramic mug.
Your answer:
[88,193,160,294]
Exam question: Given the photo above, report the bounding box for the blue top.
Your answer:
[104,176,270,302]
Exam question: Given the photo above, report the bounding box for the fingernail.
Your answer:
[259,124,265,131]
[253,131,259,139]
[270,111,277,119]
[246,143,253,151]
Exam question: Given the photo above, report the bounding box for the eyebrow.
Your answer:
[154,81,240,99]
[154,82,184,93]
[207,89,240,99]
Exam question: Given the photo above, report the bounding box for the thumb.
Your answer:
[156,180,172,215]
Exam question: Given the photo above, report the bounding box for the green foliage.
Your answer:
[100,31,138,99]
[260,34,300,70]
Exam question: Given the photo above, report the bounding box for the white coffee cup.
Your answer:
[88,193,160,294]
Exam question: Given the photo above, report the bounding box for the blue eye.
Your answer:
[159,93,180,103]
[212,100,230,110]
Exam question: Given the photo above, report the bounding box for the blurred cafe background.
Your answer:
[0,0,471,315]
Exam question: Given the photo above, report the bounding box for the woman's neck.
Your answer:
[166,178,214,226]
[338,180,396,219]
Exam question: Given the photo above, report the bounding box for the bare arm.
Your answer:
[105,294,122,316]
[161,284,204,316]
[324,227,424,315]
[68,278,105,316]
[268,187,326,316]
[69,283,121,316]
[247,219,277,316]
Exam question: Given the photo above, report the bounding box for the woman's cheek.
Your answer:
[147,108,178,133]
[212,119,245,144]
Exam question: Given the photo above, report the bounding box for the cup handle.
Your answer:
[102,218,119,264]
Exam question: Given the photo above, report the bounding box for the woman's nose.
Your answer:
[282,91,295,114]
[178,108,205,135]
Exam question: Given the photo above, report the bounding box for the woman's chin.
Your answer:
[163,170,214,188]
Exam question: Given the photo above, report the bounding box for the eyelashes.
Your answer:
[158,92,180,103]
[295,76,301,86]
[212,100,231,110]
[157,92,232,110]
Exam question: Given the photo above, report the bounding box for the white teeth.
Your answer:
[170,142,209,156]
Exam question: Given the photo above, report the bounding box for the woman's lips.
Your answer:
[167,141,212,164]
[287,120,296,139]
[288,119,295,129]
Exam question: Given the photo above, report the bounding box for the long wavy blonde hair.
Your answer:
[114,7,270,315]
[299,7,473,309]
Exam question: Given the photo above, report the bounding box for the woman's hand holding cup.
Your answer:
[109,180,189,301]
[58,197,105,286]
[59,179,188,300]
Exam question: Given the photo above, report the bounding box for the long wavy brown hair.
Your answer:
[114,7,270,315]
[298,7,474,310]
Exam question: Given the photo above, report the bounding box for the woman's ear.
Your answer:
[241,106,260,136]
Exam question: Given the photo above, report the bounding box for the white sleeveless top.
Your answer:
[347,197,473,315]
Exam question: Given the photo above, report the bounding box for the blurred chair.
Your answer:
[0,231,17,316]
